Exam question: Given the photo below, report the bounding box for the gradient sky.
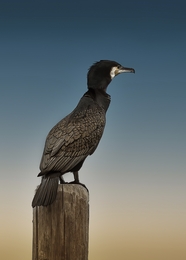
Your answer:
[0,1,186,260]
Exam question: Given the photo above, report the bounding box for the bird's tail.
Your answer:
[32,177,59,207]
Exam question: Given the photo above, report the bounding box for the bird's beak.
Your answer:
[110,65,135,79]
[116,66,135,75]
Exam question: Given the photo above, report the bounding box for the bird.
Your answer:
[32,60,135,207]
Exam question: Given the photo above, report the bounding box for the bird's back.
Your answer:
[39,89,110,175]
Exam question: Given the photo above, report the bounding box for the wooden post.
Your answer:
[32,184,89,260]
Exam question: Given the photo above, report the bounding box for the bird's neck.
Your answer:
[85,88,111,112]
[87,77,111,91]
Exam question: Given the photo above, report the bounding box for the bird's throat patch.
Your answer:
[110,66,119,79]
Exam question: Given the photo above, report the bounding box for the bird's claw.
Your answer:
[68,181,89,192]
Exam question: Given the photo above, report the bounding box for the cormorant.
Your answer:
[32,60,135,207]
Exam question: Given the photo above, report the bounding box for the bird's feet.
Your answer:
[68,180,89,192]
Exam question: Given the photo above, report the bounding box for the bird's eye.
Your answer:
[117,65,121,69]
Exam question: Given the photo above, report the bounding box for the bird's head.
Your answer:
[87,60,135,91]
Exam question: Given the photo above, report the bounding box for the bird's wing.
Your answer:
[40,104,105,173]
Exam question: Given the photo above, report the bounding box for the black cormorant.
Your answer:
[32,60,135,207]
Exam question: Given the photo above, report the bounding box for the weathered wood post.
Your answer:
[32,184,89,260]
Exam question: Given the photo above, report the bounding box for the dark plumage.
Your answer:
[32,60,135,207]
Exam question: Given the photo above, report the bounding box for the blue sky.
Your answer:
[0,1,186,259]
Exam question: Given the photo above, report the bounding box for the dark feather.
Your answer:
[32,177,58,207]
